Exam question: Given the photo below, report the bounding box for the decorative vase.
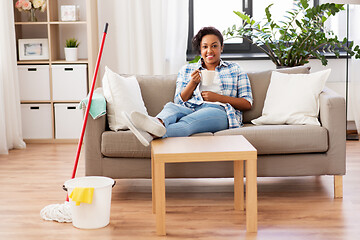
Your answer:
[64,47,78,61]
[29,8,37,22]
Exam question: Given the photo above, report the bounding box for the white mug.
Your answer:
[201,70,216,86]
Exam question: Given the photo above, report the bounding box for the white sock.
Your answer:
[121,111,153,147]
[130,111,166,137]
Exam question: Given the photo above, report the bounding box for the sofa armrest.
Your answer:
[84,90,107,176]
[319,87,346,174]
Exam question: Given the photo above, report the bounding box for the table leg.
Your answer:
[151,152,155,214]
[246,159,258,232]
[155,161,166,235]
[234,160,244,211]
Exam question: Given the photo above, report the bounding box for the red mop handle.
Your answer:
[71,23,109,180]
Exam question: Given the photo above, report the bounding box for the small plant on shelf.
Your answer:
[65,38,80,48]
[64,38,80,61]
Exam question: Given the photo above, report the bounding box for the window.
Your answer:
[187,0,319,60]
[192,0,245,44]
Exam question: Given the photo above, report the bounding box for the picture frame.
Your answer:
[18,38,49,60]
[61,5,79,21]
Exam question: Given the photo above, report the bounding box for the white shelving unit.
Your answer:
[13,0,99,142]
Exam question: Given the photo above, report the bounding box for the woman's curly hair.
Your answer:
[192,26,224,54]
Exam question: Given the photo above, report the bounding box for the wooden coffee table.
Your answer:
[151,135,258,235]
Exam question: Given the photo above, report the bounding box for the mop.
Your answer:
[40,23,109,223]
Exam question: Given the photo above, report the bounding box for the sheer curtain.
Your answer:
[97,0,189,76]
[0,1,26,154]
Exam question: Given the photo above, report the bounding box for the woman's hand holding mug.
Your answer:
[190,69,201,85]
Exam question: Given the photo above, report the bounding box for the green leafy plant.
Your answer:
[65,38,80,48]
[189,55,201,63]
[223,0,360,67]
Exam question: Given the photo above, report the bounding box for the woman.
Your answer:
[122,26,253,146]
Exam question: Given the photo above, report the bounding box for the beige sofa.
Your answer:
[84,66,346,198]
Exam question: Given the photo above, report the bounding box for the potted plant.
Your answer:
[223,0,360,67]
[64,38,80,61]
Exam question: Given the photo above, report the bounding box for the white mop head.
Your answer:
[40,201,72,223]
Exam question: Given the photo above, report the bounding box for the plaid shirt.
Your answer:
[174,59,253,128]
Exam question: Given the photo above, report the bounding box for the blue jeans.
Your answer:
[156,102,229,138]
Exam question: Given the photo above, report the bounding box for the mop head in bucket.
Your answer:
[40,201,72,223]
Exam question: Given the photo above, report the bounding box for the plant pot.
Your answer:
[64,47,78,61]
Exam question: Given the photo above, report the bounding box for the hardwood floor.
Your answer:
[0,141,359,240]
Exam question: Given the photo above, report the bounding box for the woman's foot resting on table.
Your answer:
[130,111,166,137]
[121,111,153,147]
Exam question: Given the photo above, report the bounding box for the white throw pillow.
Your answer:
[251,69,331,126]
[102,66,148,131]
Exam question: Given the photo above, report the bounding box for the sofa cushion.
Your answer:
[243,66,311,123]
[101,130,150,158]
[136,75,177,116]
[101,130,213,158]
[101,124,327,157]
[252,69,330,126]
[214,124,328,154]
[102,67,148,131]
